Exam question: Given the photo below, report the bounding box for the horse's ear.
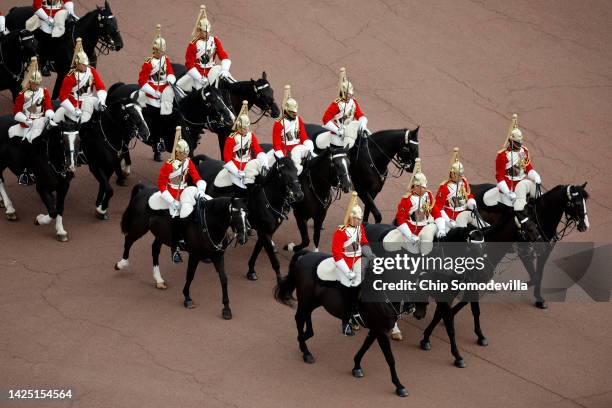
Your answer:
[581,182,587,188]
[414,125,420,133]
[105,0,111,12]
[262,71,267,80]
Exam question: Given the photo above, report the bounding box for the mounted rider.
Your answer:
[54,38,107,129]
[330,193,372,335]
[8,57,54,185]
[320,67,369,150]
[26,1,79,75]
[148,126,209,263]
[392,158,440,255]
[432,147,483,237]
[177,5,233,92]
[487,114,542,229]
[137,24,176,118]
[217,101,268,195]
[270,85,314,175]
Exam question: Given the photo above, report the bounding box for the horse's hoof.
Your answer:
[420,339,431,350]
[116,178,128,187]
[396,387,409,397]
[153,152,163,162]
[477,337,489,347]
[156,282,168,290]
[6,212,18,221]
[95,211,109,220]
[246,271,258,281]
[222,308,232,320]
[284,242,295,251]
[184,300,195,309]
[56,233,68,242]
[391,331,403,341]
[34,218,39,225]
[0,200,4,209]
[352,368,364,378]
[454,359,466,368]
[535,301,548,309]
[303,354,315,364]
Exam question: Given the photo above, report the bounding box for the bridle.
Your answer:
[354,129,418,181]
[533,185,587,242]
[97,102,142,157]
[250,82,274,124]
[197,199,248,251]
[0,30,35,81]
[95,9,119,55]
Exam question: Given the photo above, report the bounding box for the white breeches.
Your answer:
[316,257,362,287]
[8,118,46,142]
[513,179,536,211]
[148,186,209,218]
[54,96,98,123]
[137,87,174,115]
[383,223,437,255]
[330,120,360,148]
[26,9,68,37]
[267,144,311,175]
[441,211,480,229]
[214,159,262,189]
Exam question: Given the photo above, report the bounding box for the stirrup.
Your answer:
[172,248,183,264]
[18,173,31,186]
[156,140,166,152]
[342,322,355,336]
[350,313,365,328]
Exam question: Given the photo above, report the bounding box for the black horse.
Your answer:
[275,249,423,397]
[472,182,590,308]
[116,184,249,319]
[285,147,352,252]
[364,223,487,367]
[80,98,150,219]
[0,117,79,240]
[306,124,420,223]
[171,65,280,157]
[107,82,234,161]
[196,155,303,282]
[6,1,123,99]
[0,29,38,100]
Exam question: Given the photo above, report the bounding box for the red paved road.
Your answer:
[1,0,611,407]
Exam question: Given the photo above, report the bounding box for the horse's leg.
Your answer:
[312,214,325,252]
[296,306,316,363]
[246,236,264,281]
[0,178,17,220]
[211,254,232,320]
[151,238,167,289]
[183,253,199,309]
[261,233,282,283]
[360,190,382,224]
[439,302,465,368]
[116,152,131,185]
[420,303,444,350]
[352,331,376,377]
[376,332,408,397]
[52,178,72,241]
[98,170,114,217]
[114,232,138,271]
[90,166,111,219]
[287,214,310,252]
[470,301,488,346]
[533,247,553,309]
[217,133,226,159]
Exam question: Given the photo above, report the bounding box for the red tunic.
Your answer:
[157,159,202,199]
[322,98,364,126]
[495,147,534,191]
[185,37,229,76]
[59,67,106,108]
[433,178,474,220]
[13,88,53,128]
[272,116,309,155]
[332,225,369,268]
[223,132,264,171]
[33,0,72,17]
[395,191,440,234]
[137,56,175,97]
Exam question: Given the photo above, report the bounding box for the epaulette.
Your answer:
[338,224,347,230]
[496,147,507,154]
[145,57,152,63]
[402,193,410,199]
[68,68,76,76]
[166,159,173,164]
[334,98,343,103]
[522,145,529,151]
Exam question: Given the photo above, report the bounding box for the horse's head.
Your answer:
[270,157,303,203]
[229,197,249,246]
[17,29,38,58]
[250,71,280,118]
[59,129,81,173]
[565,183,590,232]
[397,126,420,172]
[328,147,352,193]
[109,98,150,143]
[201,85,235,129]
[97,1,123,51]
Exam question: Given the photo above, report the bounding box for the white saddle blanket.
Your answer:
[484,187,514,207]
[315,121,360,150]
[382,228,419,254]
[316,256,362,287]
[214,168,235,188]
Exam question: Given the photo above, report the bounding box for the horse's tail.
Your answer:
[274,249,309,307]
[192,154,209,167]
[121,183,146,234]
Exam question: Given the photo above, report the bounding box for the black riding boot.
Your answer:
[341,286,360,336]
[34,31,53,76]
[171,216,185,264]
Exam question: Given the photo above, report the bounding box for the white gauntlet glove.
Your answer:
[467,198,477,210]
[435,217,447,239]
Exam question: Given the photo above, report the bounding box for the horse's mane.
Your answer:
[370,129,408,139]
